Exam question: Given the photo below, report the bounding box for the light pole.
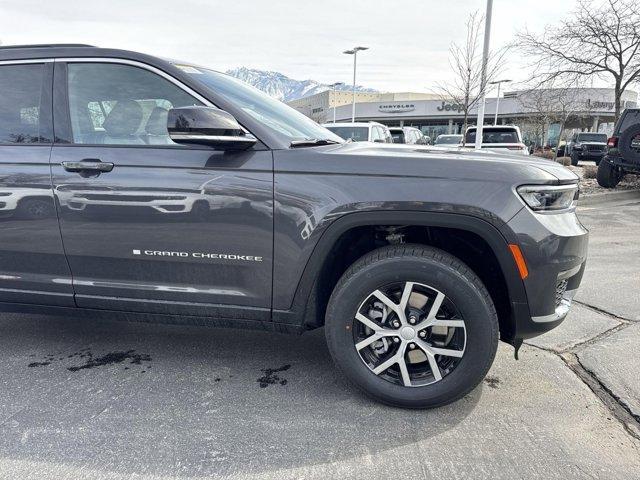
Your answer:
[328,82,344,123]
[489,79,511,125]
[474,0,493,150]
[343,46,368,123]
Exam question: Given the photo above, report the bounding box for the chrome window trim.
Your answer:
[0,59,54,65]
[170,134,256,143]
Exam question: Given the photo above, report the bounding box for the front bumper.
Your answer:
[574,149,605,159]
[506,206,589,340]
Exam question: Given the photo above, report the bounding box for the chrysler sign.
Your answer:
[378,103,416,113]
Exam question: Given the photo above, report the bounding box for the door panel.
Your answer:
[0,62,74,306]
[51,61,273,316]
[51,146,273,314]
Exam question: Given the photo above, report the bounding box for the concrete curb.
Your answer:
[578,189,640,207]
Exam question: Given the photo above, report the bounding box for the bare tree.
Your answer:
[436,11,507,142]
[517,0,640,121]
[517,82,588,160]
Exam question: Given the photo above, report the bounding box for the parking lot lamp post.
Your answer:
[343,47,368,123]
[475,0,493,150]
[489,79,511,125]
[329,82,344,123]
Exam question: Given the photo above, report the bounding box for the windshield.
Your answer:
[325,126,369,142]
[465,127,519,144]
[390,131,405,143]
[182,66,343,144]
[578,133,607,143]
[435,135,462,145]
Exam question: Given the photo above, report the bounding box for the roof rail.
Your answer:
[0,44,95,50]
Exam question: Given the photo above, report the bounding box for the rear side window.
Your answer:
[618,110,640,134]
[0,63,50,144]
[66,63,202,145]
[466,128,519,144]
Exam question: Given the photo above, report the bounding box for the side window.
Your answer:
[66,63,203,145]
[370,126,381,142]
[0,63,50,144]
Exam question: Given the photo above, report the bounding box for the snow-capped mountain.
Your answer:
[226,67,376,102]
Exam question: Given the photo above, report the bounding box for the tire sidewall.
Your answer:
[597,159,621,188]
[619,123,640,164]
[325,253,497,408]
[570,152,579,166]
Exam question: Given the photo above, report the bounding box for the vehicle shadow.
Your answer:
[0,314,481,478]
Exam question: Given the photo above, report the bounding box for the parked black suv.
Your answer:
[597,108,640,188]
[568,132,608,166]
[0,45,588,408]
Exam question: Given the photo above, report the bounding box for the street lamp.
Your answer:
[489,79,511,125]
[328,82,344,123]
[475,0,493,150]
[343,46,368,123]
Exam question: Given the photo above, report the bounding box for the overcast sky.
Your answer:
[0,0,577,93]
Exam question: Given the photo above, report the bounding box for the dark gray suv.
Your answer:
[0,45,588,408]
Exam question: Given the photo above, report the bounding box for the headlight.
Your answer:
[517,184,578,211]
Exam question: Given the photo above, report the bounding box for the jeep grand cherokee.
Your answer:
[0,45,588,408]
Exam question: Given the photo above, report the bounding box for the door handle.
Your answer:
[62,159,115,173]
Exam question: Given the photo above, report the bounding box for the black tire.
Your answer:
[324,244,498,409]
[570,152,579,166]
[595,158,601,167]
[597,160,623,188]
[618,123,640,164]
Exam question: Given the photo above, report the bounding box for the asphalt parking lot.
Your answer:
[1,199,639,480]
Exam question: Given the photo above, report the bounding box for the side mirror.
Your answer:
[167,106,257,151]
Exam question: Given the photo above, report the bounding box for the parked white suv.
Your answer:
[388,126,429,145]
[322,122,393,143]
[464,126,529,155]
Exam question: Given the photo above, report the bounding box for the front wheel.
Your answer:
[324,244,498,408]
[570,152,579,166]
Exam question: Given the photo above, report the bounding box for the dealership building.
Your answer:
[288,88,638,146]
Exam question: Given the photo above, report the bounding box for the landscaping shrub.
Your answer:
[583,165,598,179]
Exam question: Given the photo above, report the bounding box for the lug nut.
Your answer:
[418,330,427,339]
[393,337,400,343]
[409,343,416,350]
[408,315,417,325]
[392,320,401,328]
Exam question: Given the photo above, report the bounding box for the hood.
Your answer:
[318,142,579,183]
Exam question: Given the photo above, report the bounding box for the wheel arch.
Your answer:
[273,210,528,344]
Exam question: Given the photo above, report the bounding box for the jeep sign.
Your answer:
[437,101,465,113]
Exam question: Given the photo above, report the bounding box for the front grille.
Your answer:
[586,145,605,152]
[555,279,568,307]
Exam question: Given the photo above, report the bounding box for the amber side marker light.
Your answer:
[508,244,529,280]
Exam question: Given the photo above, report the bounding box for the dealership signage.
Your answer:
[378,103,416,113]
[586,99,615,111]
[436,101,465,113]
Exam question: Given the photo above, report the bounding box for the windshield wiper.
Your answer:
[290,138,341,148]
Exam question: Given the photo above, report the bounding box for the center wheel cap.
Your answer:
[400,326,416,341]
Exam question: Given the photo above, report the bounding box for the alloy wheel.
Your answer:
[353,281,466,387]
